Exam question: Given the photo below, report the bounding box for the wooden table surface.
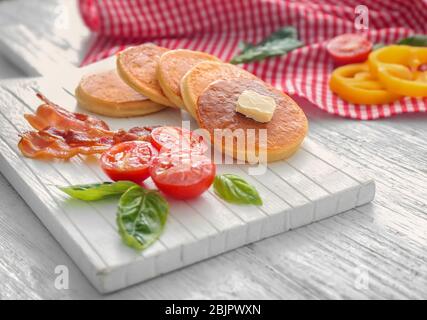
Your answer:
[0,0,425,300]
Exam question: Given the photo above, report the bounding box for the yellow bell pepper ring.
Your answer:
[329,63,401,104]
[368,45,427,97]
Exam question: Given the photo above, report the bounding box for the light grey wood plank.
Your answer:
[0,75,375,293]
[0,0,425,300]
[0,85,425,299]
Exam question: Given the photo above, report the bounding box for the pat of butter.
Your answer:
[236,90,276,123]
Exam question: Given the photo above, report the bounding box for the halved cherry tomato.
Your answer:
[327,34,372,66]
[100,141,158,184]
[150,126,207,154]
[149,151,216,199]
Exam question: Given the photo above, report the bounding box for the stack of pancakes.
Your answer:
[76,43,308,162]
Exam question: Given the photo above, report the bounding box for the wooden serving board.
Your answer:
[0,57,375,293]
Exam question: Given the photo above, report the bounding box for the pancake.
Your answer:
[197,79,308,162]
[75,70,166,118]
[116,43,176,108]
[181,61,257,118]
[157,49,220,109]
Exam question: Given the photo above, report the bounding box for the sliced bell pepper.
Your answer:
[368,45,427,97]
[329,63,401,104]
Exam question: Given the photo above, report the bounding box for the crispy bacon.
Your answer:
[43,127,114,146]
[18,94,158,159]
[18,131,111,159]
[113,126,157,144]
[24,93,110,132]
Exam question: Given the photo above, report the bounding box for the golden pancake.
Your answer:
[116,43,176,107]
[197,79,308,162]
[181,61,257,118]
[75,70,166,118]
[157,49,220,109]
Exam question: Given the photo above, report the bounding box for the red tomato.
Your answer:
[327,34,372,65]
[419,64,427,72]
[100,141,158,184]
[149,151,216,199]
[150,126,207,154]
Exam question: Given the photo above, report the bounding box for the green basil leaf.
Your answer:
[213,174,263,206]
[238,41,254,54]
[230,26,303,64]
[117,186,169,250]
[259,26,298,44]
[397,34,427,47]
[58,181,137,201]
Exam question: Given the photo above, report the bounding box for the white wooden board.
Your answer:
[0,57,375,293]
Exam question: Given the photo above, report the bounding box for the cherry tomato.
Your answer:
[100,141,158,184]
[150,126,207,154]
[149,151,216,199]
[327,34,372,66]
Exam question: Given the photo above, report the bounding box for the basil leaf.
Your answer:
[397,34,427,47]
[259,26,298,44]
[213,174,263,206]
[238,41,254,54]
[58,181,136,201]
[117,186,169,250]
[230,26,303,64]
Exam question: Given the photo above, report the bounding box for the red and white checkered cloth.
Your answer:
[79,0,427,120]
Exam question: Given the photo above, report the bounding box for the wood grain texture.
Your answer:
[0,0,426,299]
[0,75,372,293]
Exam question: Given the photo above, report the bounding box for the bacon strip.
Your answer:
[24,93,110,132]
[18,94,157,159]
[18,131,111,159]
[19,125,155,159]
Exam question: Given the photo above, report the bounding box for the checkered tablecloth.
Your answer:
[79,0,427,119]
